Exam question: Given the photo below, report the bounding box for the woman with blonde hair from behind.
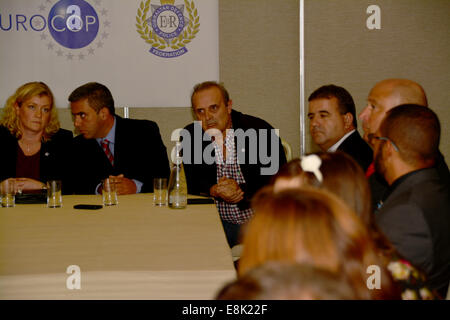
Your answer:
[271,152,438,299]
[238,186,400,299]
[0,82,73,193]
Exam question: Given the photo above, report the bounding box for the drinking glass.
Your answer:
[102,178,118,206]
[0,179,15,208]
[153,178,168,206]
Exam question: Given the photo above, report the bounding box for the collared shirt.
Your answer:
[328,129,355,152]
[95,117,143,193]
[96,116,117,157]
[213,128,253,225]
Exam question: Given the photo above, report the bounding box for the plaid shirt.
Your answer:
[213,129,254,224]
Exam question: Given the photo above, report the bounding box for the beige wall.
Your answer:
[304,0,450,160]
[219,0,301,158]
[57,0,449,162]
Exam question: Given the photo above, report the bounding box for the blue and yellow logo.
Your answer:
[48,0,99,49]
[0,0,110,60]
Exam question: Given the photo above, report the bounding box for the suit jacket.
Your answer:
[0,125,73,194]
[71,116,170,194]
[337,130,373,171]
[183,110,287,209]
[375,168,450,294]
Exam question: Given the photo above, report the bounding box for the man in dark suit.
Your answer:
[359,78,449,209]
[69,82,170,194]
[373,105,450,297]
[182,81,287,247]
[307,85,372,171]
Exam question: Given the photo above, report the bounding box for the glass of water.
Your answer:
[0,179,15,207]
[47,180,62,208]
[153,178,168,206]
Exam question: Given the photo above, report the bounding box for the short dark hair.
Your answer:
[191,81,230,107]
[68,82,115,115]
[308,84,357,128]
[380,104,440,167]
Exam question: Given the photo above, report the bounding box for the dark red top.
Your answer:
[15,145,40,180]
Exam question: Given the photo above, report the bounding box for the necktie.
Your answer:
[365,161,375,178]
[101,139,114,166]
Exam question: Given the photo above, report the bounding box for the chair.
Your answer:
[281,138,293,161]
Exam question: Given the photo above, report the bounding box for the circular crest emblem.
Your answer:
[136,0,200,58]
[152,5,185,39]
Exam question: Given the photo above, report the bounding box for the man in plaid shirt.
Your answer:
[183,81,287,247]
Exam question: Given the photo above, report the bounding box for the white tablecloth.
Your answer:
[0,194,236,299]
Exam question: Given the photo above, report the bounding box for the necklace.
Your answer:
[20,140,39,154]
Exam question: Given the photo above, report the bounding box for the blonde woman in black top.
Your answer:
[0,82,73,194]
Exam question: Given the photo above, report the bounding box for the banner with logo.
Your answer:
[0,0,219,108]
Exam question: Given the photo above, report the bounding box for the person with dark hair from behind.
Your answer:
[0,82,73,194]
[238,186,400,299]
[372,104,450,298]
[69,82,170,194]
[308,84,372,171]
[216,261,358,300]
[273,152,439,299]
[359,79,449,209]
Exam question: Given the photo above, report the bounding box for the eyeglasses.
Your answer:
[368,134,400,152]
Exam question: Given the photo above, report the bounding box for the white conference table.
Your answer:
[0,194,236,299]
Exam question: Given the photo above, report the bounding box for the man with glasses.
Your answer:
[373,104,450,297]
[69,82,170,194]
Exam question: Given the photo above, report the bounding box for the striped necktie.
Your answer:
[101,139,114,166]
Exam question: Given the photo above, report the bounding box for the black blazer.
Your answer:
[0,125,73,193]
[375,168,450,295]
[71,116,170,194]
[183,110,287,208]
[337,130,373,171]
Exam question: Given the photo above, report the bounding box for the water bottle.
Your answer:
[168,141,188,209]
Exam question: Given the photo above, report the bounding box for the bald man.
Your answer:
[359,79,449,208]
[359,79,428,142]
